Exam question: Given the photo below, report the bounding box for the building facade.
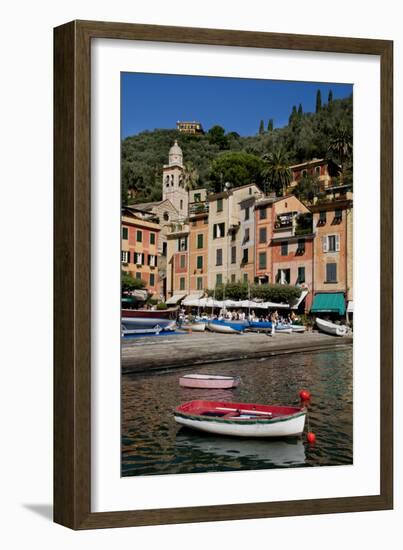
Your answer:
[289,158,339,191]
[310,192,353,318]
[162,140,188,219]
[121,209,160,296]
[176,121,204,134]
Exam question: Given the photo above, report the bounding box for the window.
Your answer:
[163,212,169,221]
[259,227,267,244]
[243,273,248,282]
[231,274,236,282]
[277,268,290,284]
[259,251,267,269]
[194,193,201,202]
[302,169,307,178]
[121,250,130,263]
[179,277,186,290]
[136,230,142,242]
[148,254,157,267]
[196,277,203,290]
[231,246,236,264]
[244,228,250,242]
[216,248,223,266]
[122,227,128,240]
[217,198,223,212]
[231,231,236,241]
[315,166,321,175]
[323,234,340,252]
[150,232,155,245]
[259,207,267,220]
[135,272,141,280]
[162,242,167,257]
[335,208,343,221]
[149,273,155,286]
[298,266,306,284]
[197,234,203,249]
[281,241,288,256]
[242,248,249,264]
[134,252,143,265]
[180,255,186,269]
[180,200,183,210]
[178,237,187,251]
[216,274,223,286]
[297,238,306,254]
[319,211,327,224]
[196,256,203,269]
[245,207,250,220]
[213,222,225,239]
[326,263,337,282]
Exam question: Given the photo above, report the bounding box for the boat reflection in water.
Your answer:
[175,428,306,468]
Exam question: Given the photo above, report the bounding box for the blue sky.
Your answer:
[121,73,352,138]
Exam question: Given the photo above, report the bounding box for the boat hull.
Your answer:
[316,317,348,336]
[208,321,244,333]
[179,374,240,389]
[174,400,306,438]
[181,322,206,332]
[122,307,178,320]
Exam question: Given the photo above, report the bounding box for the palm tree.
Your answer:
[182,161,199,191]
[328,126,352,183]
[262,149,291,196]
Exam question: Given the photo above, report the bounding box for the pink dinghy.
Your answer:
[179,374,241,389]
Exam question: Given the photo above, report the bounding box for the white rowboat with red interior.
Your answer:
[179,374,241,389]
[174,400,306,437]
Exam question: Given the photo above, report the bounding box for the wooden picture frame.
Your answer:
[54,20,393,530]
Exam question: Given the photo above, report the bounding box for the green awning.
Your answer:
[311,292,346,315]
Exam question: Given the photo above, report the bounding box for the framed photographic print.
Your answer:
[54,20,393,529]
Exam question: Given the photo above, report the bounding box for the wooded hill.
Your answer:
[122,92,352,204]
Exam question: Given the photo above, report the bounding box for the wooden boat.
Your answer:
[121,306,178,320]
[121,318,176,336]
[174,400,306,437]
[290,324,306,333]
[316,317,348,336]
[179,374,241,389]
[208,320,244,333]
[181,322,206,332]
[275,324,293,334]
[248,320,272,329]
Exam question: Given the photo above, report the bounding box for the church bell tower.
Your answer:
[162,141,188,218]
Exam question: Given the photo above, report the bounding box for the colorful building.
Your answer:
[289,158,340,191]
[188,211,209,294]
[310,190,353,319]
[166,221,190,302]
[121,208,160,296]
[207,184,262,289]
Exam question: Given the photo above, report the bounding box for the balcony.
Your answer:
[274,212,313,238]
[189,201,209,216]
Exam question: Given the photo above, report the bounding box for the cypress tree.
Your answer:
[298,103,303,116]
[328,89,333,106]
[267,119,274,132]
[259,120,265,135]
[316,89,322,113]
[289,105,298,125]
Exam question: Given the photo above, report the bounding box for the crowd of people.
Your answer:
[178,307,300,325]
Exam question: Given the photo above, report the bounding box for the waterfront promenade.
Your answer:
[122,331,353,374]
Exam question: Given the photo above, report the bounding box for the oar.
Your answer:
[216,406,273,416]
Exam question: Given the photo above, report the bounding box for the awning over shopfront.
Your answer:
[182,293,205,306]
[311,292,346,315]
[166,293,187,305]
[291,289,309,310]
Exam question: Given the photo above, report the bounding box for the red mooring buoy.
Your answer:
[307,432,316,444]
[299,389,311,401]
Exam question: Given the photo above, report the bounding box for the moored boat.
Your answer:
[174,400,306,437]
[121,306,178,320]
[207,320,244,333]
[315,317,348,336]
[290,324,306,333]
[275,324,293,334]
[179,374,241,389]
[181,322,206,332]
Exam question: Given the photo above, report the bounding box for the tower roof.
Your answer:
[169,140,182,157]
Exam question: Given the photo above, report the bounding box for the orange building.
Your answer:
[289,158,340,191]
[254,195,309,284]
[310,195,353,318]
[188,211,209,293]
[166,222,190,301]
[121,209,160,296]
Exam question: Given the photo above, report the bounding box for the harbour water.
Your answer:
[122,346,353,476]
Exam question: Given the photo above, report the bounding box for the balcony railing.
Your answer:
[189,201,209,215]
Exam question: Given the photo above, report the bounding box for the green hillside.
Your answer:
[122,93,352,204]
